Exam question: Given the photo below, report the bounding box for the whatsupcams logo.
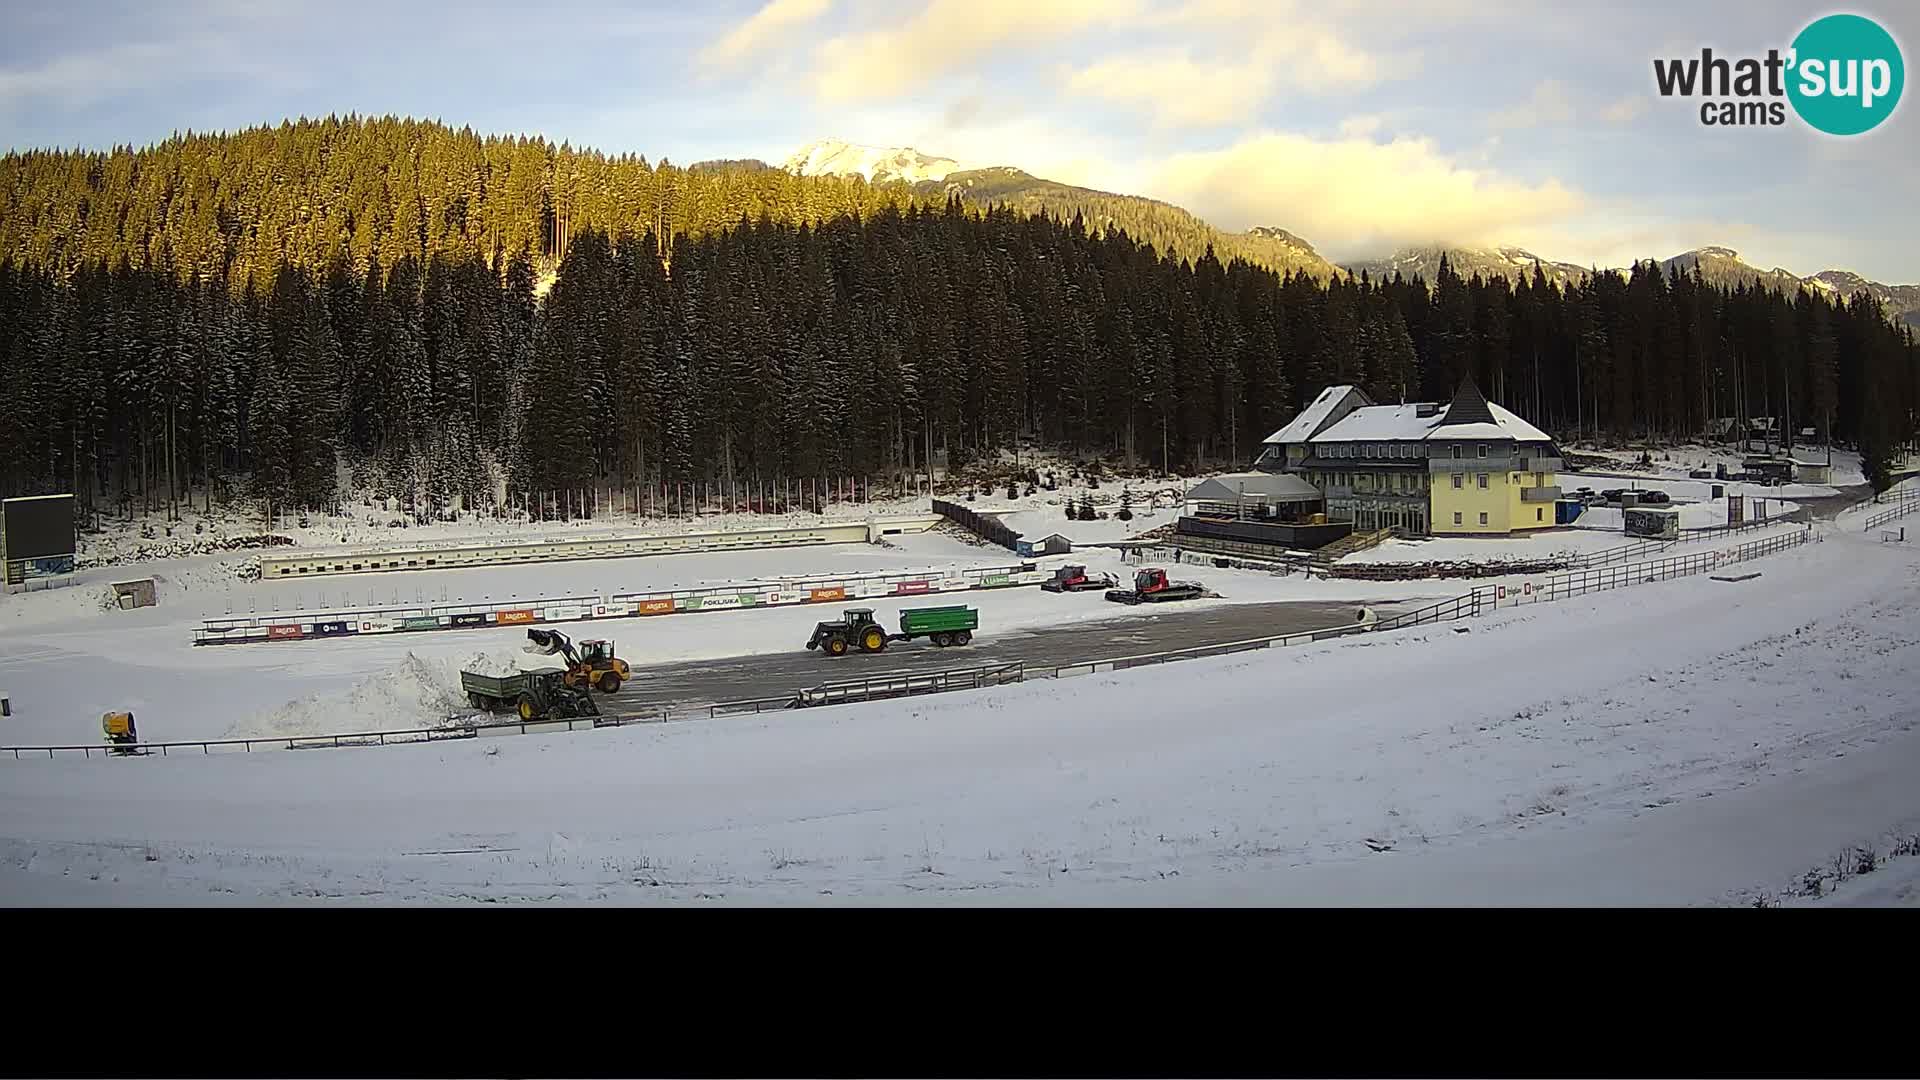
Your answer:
[1653,13,1904,134]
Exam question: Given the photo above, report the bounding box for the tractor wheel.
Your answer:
[955,630,973,646]
[862,627,887,653]
[825,635,848,657]
[516,695,537,721]
[932,632,951,647]
[469,692,489,711]
[598,671,622,693]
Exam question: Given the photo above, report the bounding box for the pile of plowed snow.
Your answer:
[225,650,559,739]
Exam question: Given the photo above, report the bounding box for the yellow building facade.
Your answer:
[1258,378,1563,537]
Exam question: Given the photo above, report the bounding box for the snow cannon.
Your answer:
[102,711,139,755]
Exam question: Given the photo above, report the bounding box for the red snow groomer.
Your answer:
[1040,564,1118,593]
[1104,567,1208,605]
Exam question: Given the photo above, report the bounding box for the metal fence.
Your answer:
[1863,498,1920,532]
[794,662,1027,707]
[1838,481,1920,521]
[1520,527,1808,605]
[1050,623,1370,678]
[1373,591,1487,631]
[6,722,481,759]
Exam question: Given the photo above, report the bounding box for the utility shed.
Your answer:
[1015,534,1073,557]
[1792,460,1832,485]
[111,579,158,609]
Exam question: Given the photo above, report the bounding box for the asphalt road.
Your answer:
[613,596,1407,712]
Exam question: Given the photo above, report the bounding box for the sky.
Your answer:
[2,0,1916,282]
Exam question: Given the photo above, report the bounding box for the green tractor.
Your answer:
[805,606,979,657]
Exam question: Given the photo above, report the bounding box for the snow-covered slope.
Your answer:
[1347,245,1588,287]
[3,529,1916,906]
[1808,269,1920,324]
[782,138,973,185]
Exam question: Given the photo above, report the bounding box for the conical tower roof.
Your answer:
[1437,372,1496,427]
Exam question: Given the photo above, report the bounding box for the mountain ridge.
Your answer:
[794,137,1912,318]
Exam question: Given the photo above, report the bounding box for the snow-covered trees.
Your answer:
[1,159,1917,516]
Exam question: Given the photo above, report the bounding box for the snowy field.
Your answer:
[1344,529,1641,566]
[2,523,1914,906]
[1567,441,1867,489]
[75,485,938,569]
[0,529,1456,747]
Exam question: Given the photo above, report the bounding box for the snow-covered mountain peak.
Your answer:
[782,138,972,185]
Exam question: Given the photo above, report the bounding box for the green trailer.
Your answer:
[899,605,978,645]
[806,605,979,657]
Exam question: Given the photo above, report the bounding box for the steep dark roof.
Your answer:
[1436,374,1496,428]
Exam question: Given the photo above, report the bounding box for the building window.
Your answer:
[1536,508,1544,521]
[1452,473,1463,489]
[1454,512,1463,525]
[1478,444,1488,458]
[1451,445,1461,459]
[1479,512,1489,525]
[1477,473,1489,489]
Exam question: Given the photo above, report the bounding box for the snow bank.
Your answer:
[225,653,473,740]
[462,650,530,677]
[1344,531,1630,566]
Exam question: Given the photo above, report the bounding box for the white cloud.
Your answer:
[1339,114,1384,138]
[1600,95,1649,125]
[1149,131,1585,258]
[811,0,1129,101]
[1487,79,1576,130]
[1062,50,1274,129]
[0,34,293,111]
[1057,0,1393,127]
[697,0,833,69]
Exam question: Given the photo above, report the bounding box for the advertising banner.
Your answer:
[638,598,675,615]
[401,615,442,631]
[266,624,303,640]
[496,609,535,624]
[810,586,846,602]
[449,612,487,627]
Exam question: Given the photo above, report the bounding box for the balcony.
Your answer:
[1522,457,1565,474]
[1429,456,1519,473]
[1521,485,1562,502]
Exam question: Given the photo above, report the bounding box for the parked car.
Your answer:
[1637,490,1671,505]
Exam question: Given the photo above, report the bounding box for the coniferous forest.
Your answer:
[2,116,1916,523]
